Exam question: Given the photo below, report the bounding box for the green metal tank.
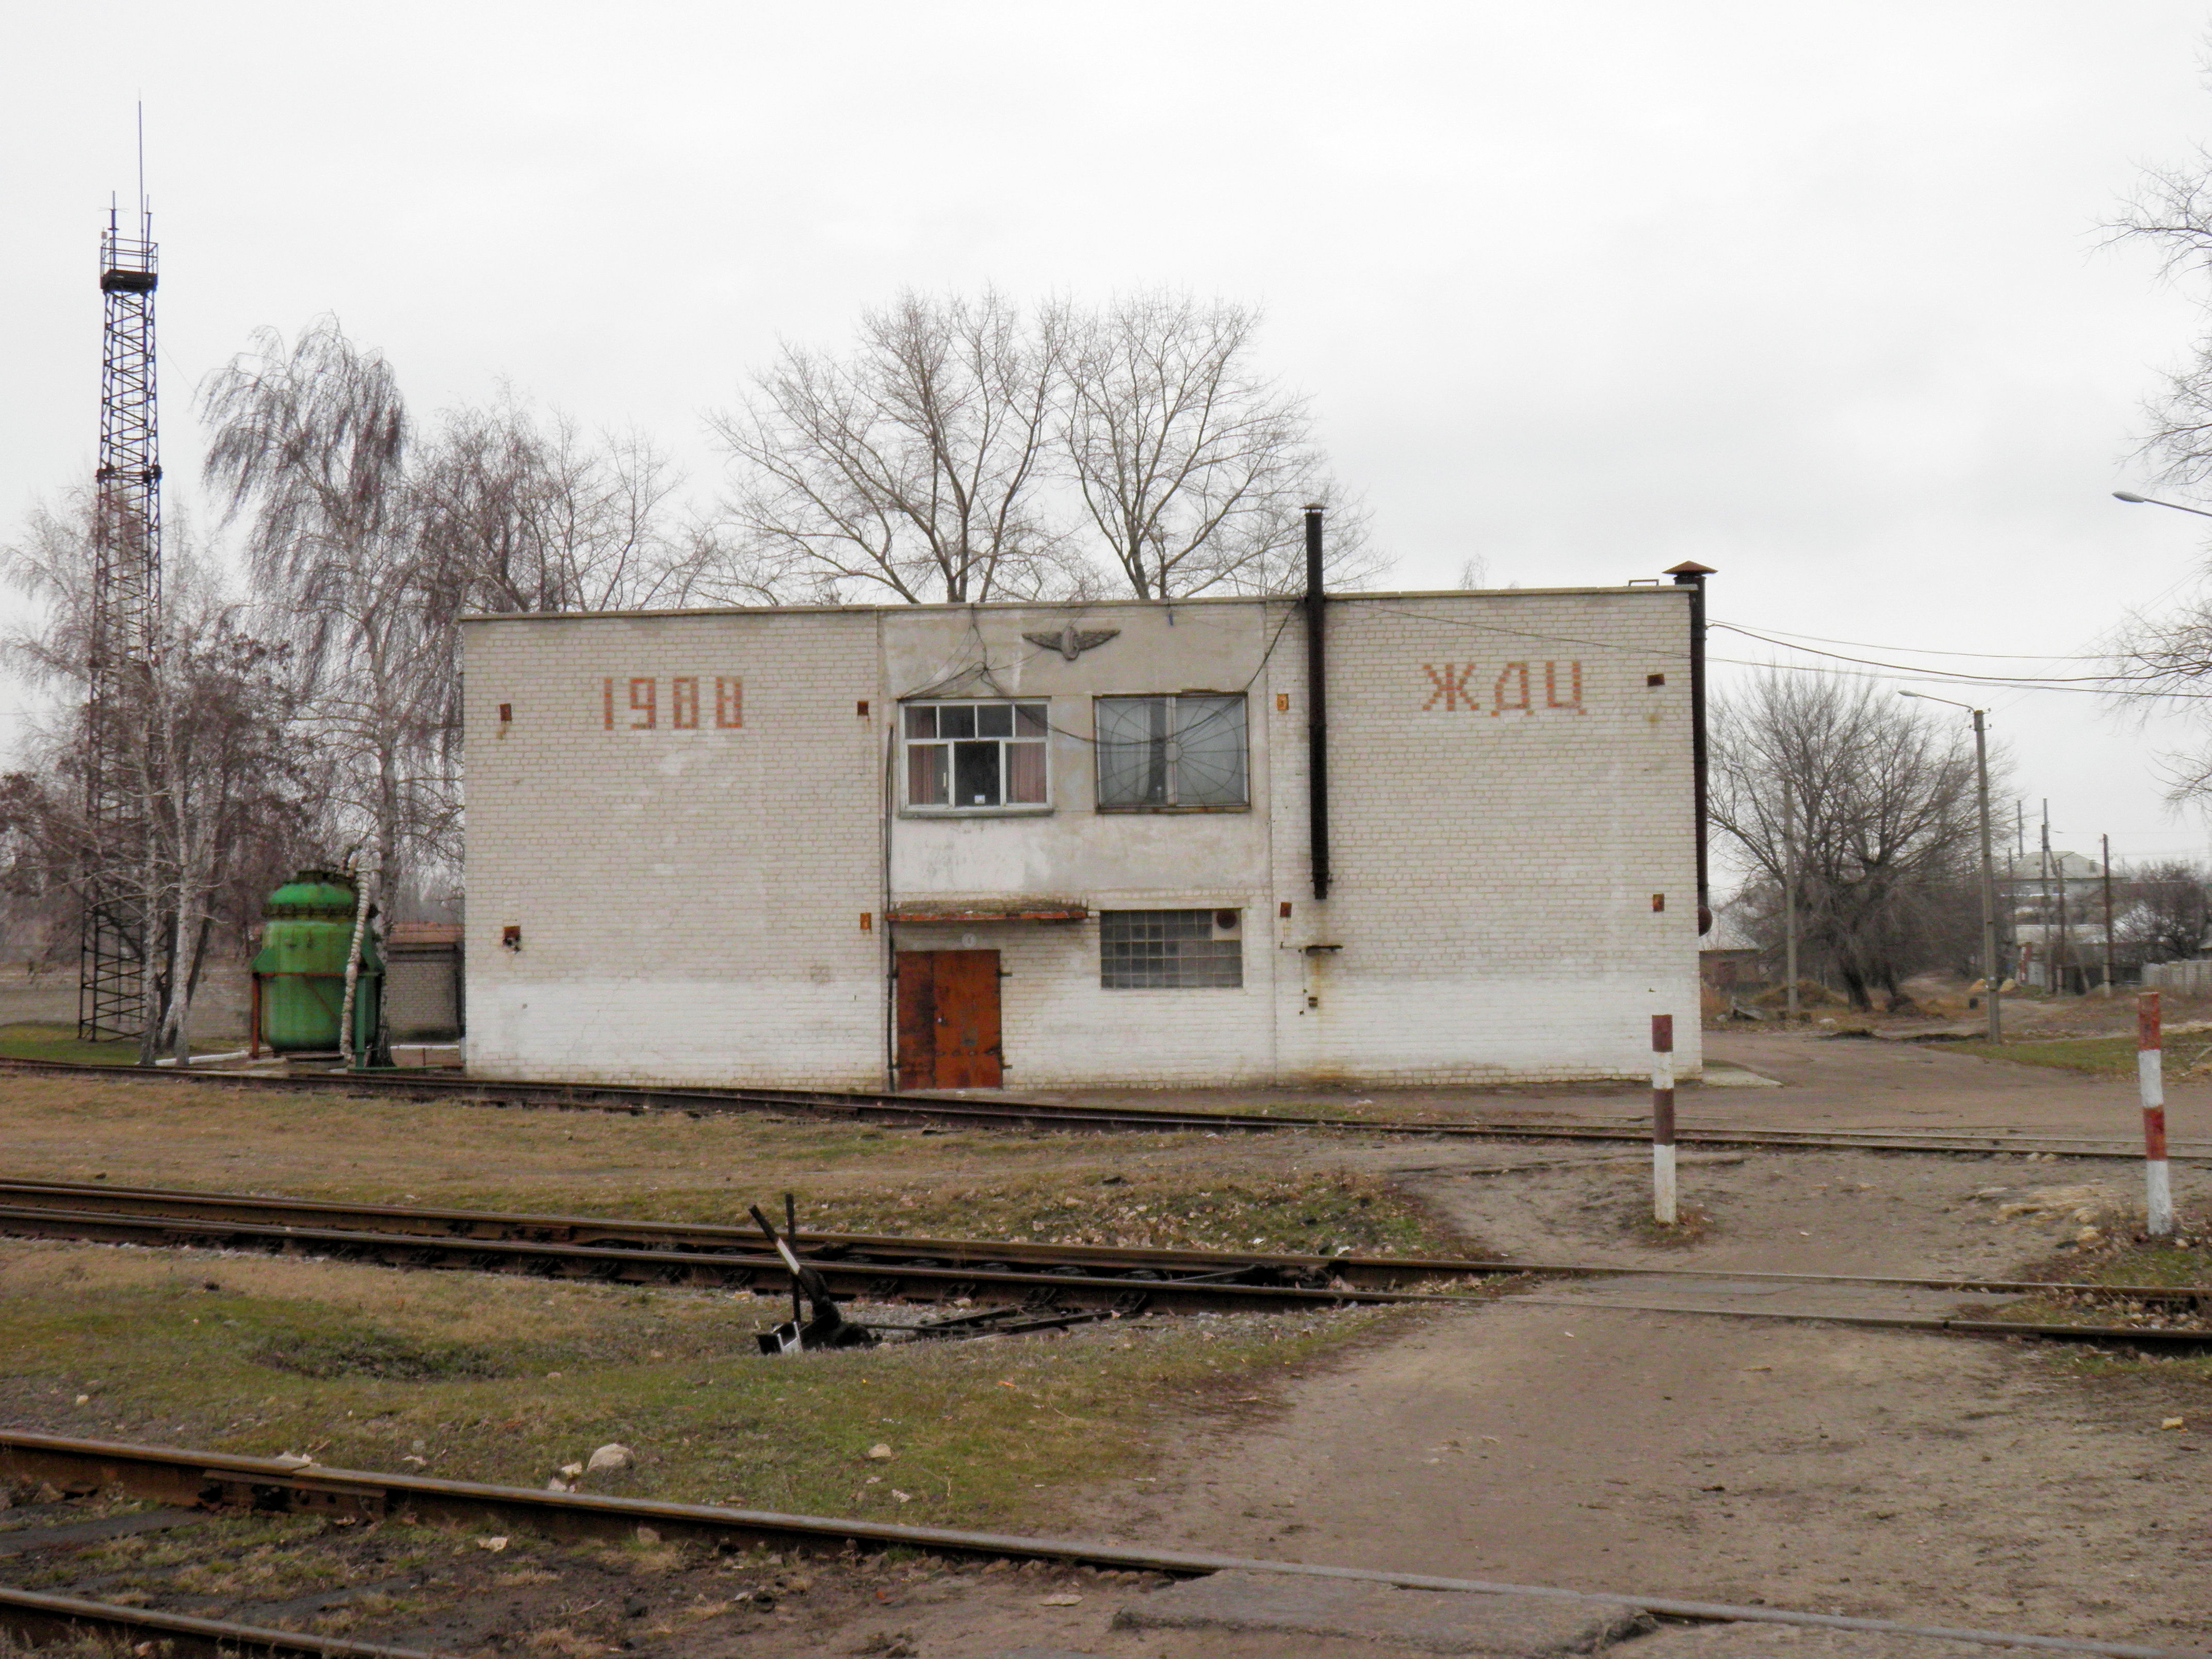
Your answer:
[251,870,382,1061]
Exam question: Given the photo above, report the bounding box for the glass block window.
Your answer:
[1096,694,1248,809]
[903,701,1050,810]
[1100,909,1243,988]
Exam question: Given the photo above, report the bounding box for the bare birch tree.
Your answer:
[1,499,315,1060]
[1713,672,1991,1009]
[202,320,445,929]
[1064,294,1378,597]
[707,290,1071,604]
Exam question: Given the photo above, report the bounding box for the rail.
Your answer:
[0,1434,2194,1659]
[7,1055,2207,1161]
[1,1177,2205,1346]
[0,1584,435,1657]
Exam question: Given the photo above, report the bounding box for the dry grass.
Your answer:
[1979,1205,2212,1397]
[0,1237,1399,1529]
[0,1070,1471,1531]
[0,1071,1459,1253]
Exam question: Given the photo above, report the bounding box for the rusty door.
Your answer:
[894,950,1003,1088]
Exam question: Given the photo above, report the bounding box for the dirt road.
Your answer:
[1058,1040,2211,1649]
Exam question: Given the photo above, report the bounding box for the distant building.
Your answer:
[385,923,464,1041]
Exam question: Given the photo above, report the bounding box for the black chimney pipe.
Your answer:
[1305,505,1330,901]
[1666,561,1715,935]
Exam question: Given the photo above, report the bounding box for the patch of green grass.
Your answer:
[1944,1036,2148,1077]
[249,1321,519,1382]
[1983,1231,2212,1395]
[0,1022,147,1065]
[0,1246,1398,1530]
[0,1021,231,1066]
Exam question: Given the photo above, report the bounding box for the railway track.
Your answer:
[7,1053,2207,1161]
[1,1176,2207,1347]
[0,1583,435,1657]
[0,1433,2192,1659]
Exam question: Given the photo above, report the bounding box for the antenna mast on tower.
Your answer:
[78,155,162,1044]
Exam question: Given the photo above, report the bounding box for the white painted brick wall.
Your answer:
[461,586,1701,1088]
[462,609,888,1087]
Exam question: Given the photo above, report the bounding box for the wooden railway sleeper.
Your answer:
[198,1472,388,1521]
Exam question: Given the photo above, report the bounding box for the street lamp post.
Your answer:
[1900,690,2000,1043]
[2115,491,2212,521]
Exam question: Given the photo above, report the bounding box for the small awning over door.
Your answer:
[888,903,1088,924]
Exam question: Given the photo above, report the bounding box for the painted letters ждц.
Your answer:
[1418,661,1584,715]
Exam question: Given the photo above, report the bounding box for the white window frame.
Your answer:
[900,698,1053,815]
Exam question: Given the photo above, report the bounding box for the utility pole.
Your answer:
[2040,806,2054,995]
[2056,835,2072,997]
[1972,711,1999,1042]
[2102,833,2116,998]
[2012,799,2026,983]
[78,157,162,1047]
[1898,692,2000,1042]
[1783,779,1799,1027]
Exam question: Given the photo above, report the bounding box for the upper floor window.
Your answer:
[903,700,1049,810]
[1096,694,1248,810]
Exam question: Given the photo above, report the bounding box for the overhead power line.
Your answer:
[1716,621,2107,661]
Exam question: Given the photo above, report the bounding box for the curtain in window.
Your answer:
[1173,696,1246,806]
[1097,697,1169,806]
[1006,741,1048,804]
[907,742,947,806]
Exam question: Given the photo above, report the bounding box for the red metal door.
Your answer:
[894,955,936,1089]
[894,951,1003,1088]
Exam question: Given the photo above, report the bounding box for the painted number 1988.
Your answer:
[600,677,743,730]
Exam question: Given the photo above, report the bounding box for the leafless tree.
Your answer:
[1,499,317,1060]
[414,399,696,614]
[1713,672,1992,1009]
[2117,858,2212,960]
[202,325,702,927]
[2110,159,2212,484]
[707,289,1071,604]
[2101,160,2212,792]
[202,320,448,929]
[1062,294,1378,598]
[708,288,1384,604]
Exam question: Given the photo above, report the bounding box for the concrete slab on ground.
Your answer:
[1112,1570,1649,1655]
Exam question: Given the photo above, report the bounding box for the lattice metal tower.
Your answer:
[77,198,162,1042]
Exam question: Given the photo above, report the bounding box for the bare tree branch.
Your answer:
[1713,672,1995,1010]
[1064,294,1379,597]
[705,289,1072,604]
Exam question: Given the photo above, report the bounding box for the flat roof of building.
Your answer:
[459,582,1691,627]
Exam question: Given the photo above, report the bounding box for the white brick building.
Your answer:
[460,577,1705,1091]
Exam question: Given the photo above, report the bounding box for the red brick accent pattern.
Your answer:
[1491,662,1531,717]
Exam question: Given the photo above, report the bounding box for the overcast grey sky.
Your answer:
[8,1,2212,881]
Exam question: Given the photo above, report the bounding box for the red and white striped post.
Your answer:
[1651,1014,1678,1225]
[2139,991,2174,1237]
